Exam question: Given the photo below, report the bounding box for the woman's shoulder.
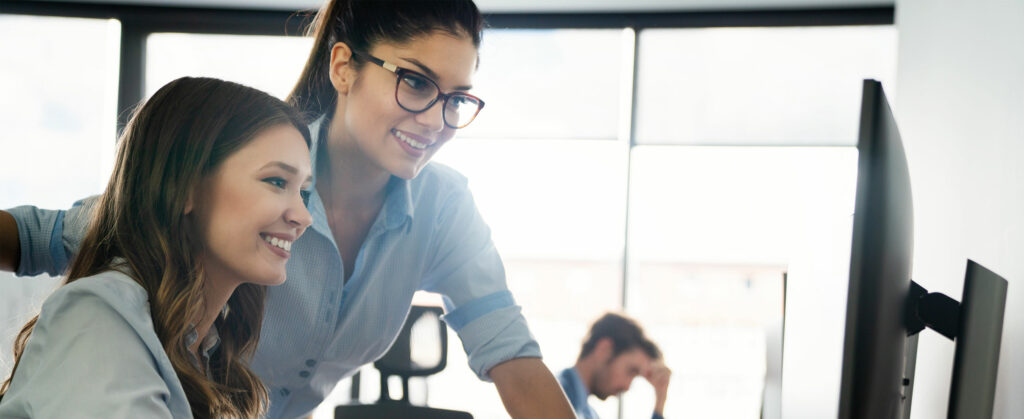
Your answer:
[3,271,186,418]
[31,269,169,376]
[40,270,152,330]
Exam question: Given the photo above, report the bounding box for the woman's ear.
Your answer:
[329,42,357,95]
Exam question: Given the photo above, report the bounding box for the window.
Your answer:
[433,25,895,419]
[146,32,312,99]
[623,146,857,417]
[430,28,634,418]
[0,14,120,378]
[636,26,898,146]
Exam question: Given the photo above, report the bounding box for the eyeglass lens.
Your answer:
[396,72,482,129]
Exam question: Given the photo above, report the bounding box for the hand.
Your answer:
[644,359,672,415]
[0,210,20,272]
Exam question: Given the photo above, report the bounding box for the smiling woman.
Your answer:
[193,123,314,289]
[0,77,314,419]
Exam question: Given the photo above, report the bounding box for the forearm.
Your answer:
[648,359,671,417]
[0,210,20,272]
[654,398,666,417]
[490,358,575,419]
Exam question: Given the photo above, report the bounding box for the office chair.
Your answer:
[335,305,472,419]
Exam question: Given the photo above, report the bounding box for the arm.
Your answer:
[3,197,95,276]
[0,210,18,271]
[490,358,576,419]
[420,173,568,415]
[645,359,672,418]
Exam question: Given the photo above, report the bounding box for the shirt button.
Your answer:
[280,388,290,396]
[305,359,317,367]
[299,370,311,378]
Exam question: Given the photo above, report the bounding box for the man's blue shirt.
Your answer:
[558,367,666,419]
[558,367,601,419]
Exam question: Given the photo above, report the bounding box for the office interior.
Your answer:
[0,0,1019,418]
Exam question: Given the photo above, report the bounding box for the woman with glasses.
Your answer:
[0,1,576,418]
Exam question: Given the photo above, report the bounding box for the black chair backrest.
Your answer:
[336,305,473,418]
[375,305,448,380]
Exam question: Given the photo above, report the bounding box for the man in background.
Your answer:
[558,312,672,419]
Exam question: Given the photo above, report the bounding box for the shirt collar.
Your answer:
[562,367,592,411]
[381,176,414,231]
[184,323,221,375]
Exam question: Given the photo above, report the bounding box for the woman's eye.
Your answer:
[263,177,287,189]
[452,95,471,106]
[300,189,312,207]
[401,74,431,92]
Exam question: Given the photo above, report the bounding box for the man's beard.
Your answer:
[589,361,614,400]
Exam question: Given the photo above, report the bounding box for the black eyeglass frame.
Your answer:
[353,51,485,129]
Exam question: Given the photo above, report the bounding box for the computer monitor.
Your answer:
[948,260,1007,419]
[836,80,1008,419]
[838,78,915,419]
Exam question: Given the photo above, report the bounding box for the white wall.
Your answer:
[894,1,1024,418]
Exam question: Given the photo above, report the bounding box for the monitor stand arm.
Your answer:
[906,280,961,340]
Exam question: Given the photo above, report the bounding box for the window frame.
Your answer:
[0,0,893,132]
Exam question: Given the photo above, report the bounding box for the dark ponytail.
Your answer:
[288,0,484,119]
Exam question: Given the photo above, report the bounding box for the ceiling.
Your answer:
[27,0,892,13]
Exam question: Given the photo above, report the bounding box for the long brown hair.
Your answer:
[1,77,311,418]
[288,0,485,119]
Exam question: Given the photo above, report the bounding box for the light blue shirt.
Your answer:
[0,271,192,418]
[558,367,600,419]
[558,367,665,419]
[6,116,541,418]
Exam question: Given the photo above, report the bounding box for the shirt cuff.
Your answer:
[442,290,515,330]
[444,301,541,382]
[6,205,67,277]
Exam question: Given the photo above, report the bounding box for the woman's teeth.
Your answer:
[262,234,292,251]
[394,130,428,150]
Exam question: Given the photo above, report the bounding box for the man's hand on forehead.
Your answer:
[644,359,672,388]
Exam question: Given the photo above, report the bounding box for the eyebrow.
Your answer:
[401,57,473,91]
[262,161,313,183]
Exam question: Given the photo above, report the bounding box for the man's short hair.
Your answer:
[578,312,661,361]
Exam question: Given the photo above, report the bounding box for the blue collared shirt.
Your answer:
[558,367,600,419]
[0,271,192,418]
[7,116,541,418]
[557,367,666,419]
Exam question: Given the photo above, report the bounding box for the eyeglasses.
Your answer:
[354,52,485,129]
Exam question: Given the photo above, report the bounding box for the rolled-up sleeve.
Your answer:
[421,184,541,381]
[7,196,95,277]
